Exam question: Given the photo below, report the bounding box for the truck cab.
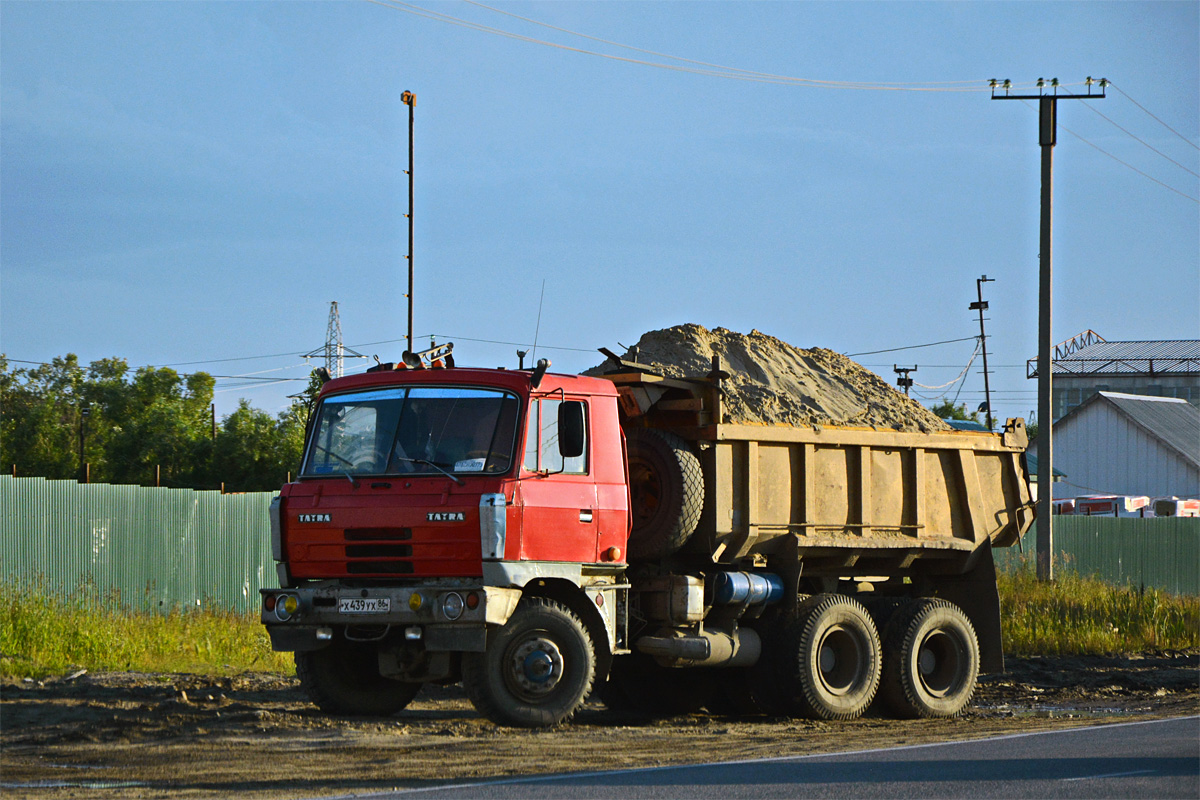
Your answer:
[262,361,630,725]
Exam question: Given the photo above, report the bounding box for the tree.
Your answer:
[2,352,305,491]
[929,400,979,422]
[103,366,215,487]
[209,400,305,492]
[0,355,87,479]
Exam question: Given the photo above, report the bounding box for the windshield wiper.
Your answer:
[394,457,465,486]
[309,445,359,487]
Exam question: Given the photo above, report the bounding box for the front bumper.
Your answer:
[260,580,520,653]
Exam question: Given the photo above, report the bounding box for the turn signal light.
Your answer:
[409,592,424,611]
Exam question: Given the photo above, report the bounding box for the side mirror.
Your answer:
[558,401,586,459]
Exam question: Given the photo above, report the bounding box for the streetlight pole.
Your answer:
[401,90,416,355]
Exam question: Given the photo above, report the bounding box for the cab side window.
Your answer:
[523,398,587,474]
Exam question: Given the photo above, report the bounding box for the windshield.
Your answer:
[301,386,520,477]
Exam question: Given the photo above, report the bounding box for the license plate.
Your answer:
[339,597,390,614]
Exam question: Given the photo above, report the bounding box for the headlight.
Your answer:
[441,592,465,621]
[275,594,299,622]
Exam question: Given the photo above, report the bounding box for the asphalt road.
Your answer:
[333,716,1199,800]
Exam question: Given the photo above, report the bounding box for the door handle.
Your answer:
[579,509,593,523]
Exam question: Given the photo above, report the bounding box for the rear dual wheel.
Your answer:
[780,594,882,720]
[879,599,979,719]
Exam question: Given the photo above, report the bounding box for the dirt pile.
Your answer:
[591,324,950,432]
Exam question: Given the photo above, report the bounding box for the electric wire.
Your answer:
[366,0,1061,92]
[1019,100,1199,203]
[912,339,982,395]
[1080,100,1199,178]
[1109,83,1200,152]
[846,336,979,357]
[461,0,992,89]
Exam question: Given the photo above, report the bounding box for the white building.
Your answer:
[1029,391,1199,500]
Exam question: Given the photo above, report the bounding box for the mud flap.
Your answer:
[931,540,1004,674]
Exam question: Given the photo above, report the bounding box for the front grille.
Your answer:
[345,527,412,541]
[345,544,413,559]
[347,561,414,574]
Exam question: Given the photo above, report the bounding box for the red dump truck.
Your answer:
[261,346,1034,727]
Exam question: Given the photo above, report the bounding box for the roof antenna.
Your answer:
[530,279,546,364]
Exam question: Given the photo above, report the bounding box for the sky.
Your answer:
[2,0,1197,426]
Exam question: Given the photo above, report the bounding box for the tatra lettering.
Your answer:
[297,513,332,523]
[426,512,465,522]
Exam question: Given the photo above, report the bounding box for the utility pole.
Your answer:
[970,275,995,431]
[992,77,1105,581]
[401,90,416,355]
[893,365,916,396]
[78,404,90,483]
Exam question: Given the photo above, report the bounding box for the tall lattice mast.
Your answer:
[305,301,364,379]
[325,301,344,379]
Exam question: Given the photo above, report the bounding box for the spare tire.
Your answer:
[625,429,704,560]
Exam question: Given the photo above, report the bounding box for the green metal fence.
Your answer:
[995,515,1200,596]
[0,476,277,613]
[2,477,1196,612]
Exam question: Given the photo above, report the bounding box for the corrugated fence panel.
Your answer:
[995,515,1200,595]
[4,476,1194,605]
[0,476,277,613]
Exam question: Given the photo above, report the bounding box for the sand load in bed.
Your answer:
[590,324,950,433]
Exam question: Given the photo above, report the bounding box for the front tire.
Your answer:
[780,594,881,720]
[463,598,595,727]
[295,641,421,716]
[879,599,979,719]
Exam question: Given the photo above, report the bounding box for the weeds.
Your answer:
[0,577,293,679]
[2,569,1196,679]
[998,566,1200,656]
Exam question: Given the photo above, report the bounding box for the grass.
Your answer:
[1,571,1196,679]
[998,566,1199,656]
[0,577,293,679]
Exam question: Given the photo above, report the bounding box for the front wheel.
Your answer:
[879,599,979,718]
[463,598,595,727]
[295,641,421,716]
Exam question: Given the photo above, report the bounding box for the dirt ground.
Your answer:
[2,651,1196,800]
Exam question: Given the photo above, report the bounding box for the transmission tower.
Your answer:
[304,301,365,379]
[326,301,345,378]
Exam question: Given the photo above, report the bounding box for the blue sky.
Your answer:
[2,1,1197,425]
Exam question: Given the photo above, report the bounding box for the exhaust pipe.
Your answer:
[635,626,761,668]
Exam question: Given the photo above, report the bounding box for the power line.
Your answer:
[366,0,1062,92]
[1109,83,1200,152]
[1018,100,1198,203]
[1080,100,1199,178]
[846,336,979,357]
[461,0,992,90]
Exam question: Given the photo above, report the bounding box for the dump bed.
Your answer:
[690,420,1033,574]
[603,357,1034,576]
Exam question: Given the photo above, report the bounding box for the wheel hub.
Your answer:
[916,630,962,697]
[509,637,564,696]
[816,626,863,696]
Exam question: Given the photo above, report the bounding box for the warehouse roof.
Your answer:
[1046,339,1200,377]
[1026,331,1200,378]
[1058,392,1200,469]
